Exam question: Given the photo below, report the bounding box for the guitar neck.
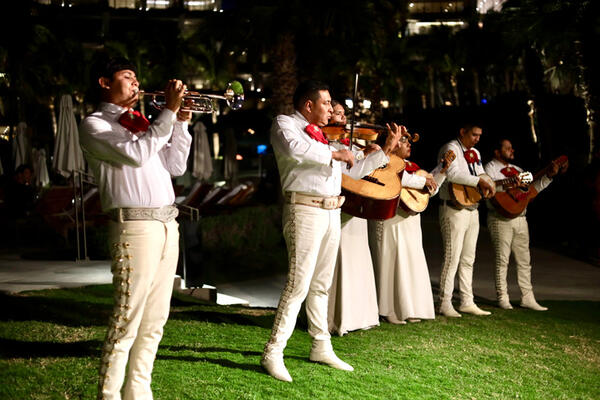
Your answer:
[494,176,518,188]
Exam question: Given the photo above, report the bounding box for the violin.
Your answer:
[322,123,387,142]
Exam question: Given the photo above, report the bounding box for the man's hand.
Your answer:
[547,158,568,177]
[164,79,187,114]
[478,176,495,198]
[382,123,405,155]
[177,99,193,122]
[424,174,437,194]
[332,149,355,168]
[363,143,381,156]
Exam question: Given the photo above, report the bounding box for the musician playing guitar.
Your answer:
[436,123,495,317]
[368,131,452,324]
[484,139,567,311]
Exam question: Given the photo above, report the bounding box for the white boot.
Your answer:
[438,302,461,318]
[498,299,513,310]
[261,352,292,382]
[458,303,491,316]
[520,293,548,311]
[309,340,353,371]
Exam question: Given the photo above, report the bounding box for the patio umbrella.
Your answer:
[33,148,50,187]
[192,121,213,181]
[223,128,237,182]
[53,94,85,177]
[13,122,31,169]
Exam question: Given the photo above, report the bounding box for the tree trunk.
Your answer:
[270,32,297,116]
[428,66,435,109]
[473,69,480,105]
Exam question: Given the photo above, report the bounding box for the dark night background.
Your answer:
[0,0,598,268]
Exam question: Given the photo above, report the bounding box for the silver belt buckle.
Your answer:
[152,206,178,222]
[322,196,344,210]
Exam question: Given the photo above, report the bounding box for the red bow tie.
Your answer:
[404,160,420,173]
[463,149,480,164]
[304,124,328,144]
[500,166,519,177]
[119,109,150,134]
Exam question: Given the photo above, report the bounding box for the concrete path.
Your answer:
[1,217,599,308]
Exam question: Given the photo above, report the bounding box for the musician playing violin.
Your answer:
[437,123,494,318]
[262,81,401,382]
[326,99,388,336]
[484,139,566,311]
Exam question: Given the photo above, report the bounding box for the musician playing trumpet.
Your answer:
[262,80,401,382]
[79,56,192,400]
[484,139,566,311]
[436,123,495,317]
[369,131,447,324]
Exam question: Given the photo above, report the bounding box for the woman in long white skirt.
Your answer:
[369,133,450,323]
[328,213,380,335]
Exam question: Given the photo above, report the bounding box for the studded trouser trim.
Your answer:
[263,205,298,359]
[263,204,339,358]
[97,220,179,400]
[98,241,133,400]
[438,205,479,307]
[487,214,534,301]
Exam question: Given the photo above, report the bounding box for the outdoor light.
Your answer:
[247,128,255,135]
[380,100,389,109]
[236,154,243,161]
[444,101,452,106]
[257,144,267,155]
[260,98,266,102]
[362,99,371,109]
[345,99,354,109]
[481,99,488,104]
[212,133,220,159]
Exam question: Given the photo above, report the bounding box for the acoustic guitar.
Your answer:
[449,174,495,208]
[399,150,456,214]
[491,155,568,218]
[341,153,406,220]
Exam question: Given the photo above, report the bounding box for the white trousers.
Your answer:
[438,205,479,307]
[487,214,534,301]
[264,204,340,357]
[98,219,179,400]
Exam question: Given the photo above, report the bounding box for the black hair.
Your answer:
[87,54,136,104]
[292,80,329,111]
[460,122,483,134]
[91,55,137,81]
[331,99,341,108]
[15,164,33,175]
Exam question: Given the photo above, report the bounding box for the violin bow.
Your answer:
[349,73,359,153]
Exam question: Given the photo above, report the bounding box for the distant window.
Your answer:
[408,1,464,14]
[185,0,218,11]
[108,0,137,8]
[146,0,173,9]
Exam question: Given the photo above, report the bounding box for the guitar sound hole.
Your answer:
[361,176,385,186]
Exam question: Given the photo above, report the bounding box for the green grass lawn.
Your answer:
[1,285,599,400]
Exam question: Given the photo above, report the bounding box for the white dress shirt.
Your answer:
[437,139,485,201]
[270,111,389,197]
[79,102,192,210]
[484,158,552,216]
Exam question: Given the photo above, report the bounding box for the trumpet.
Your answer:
[139,81,244,113]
